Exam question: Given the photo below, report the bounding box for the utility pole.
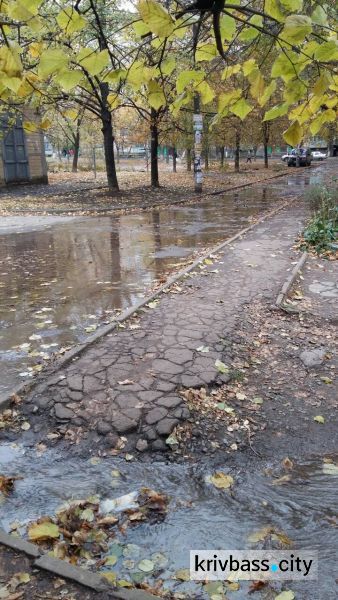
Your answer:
[193,23,203,193]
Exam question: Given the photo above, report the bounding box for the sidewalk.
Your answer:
[4,198,314,456]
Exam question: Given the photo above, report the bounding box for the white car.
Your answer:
[311,150,327,160]
[282,154,291,162]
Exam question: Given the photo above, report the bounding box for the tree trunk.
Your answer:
[235,130,240,173]
[204,147,209,171]
[72,125,80,173]
[264,143,268,168]
[165,146,170,163]
[150,108,159,188]
[186,147,192,171]
[220,146,225,168]
[173,147,177,173]
[262,122,269,168]
[100,83,119,192]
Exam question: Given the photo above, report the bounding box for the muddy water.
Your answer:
[0,443,337,599]
[0,166,330,396]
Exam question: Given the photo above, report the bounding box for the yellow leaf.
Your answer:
[148,79,165,109]
[264,0,285,23]
[77,48,109,76]
[54,69,83,91]
[314,41,338,62]
[281,15,312,44]
[220,14,236,41]
[263,103,289,121]
[138,0,175,38]
[28,521,60,541]
[176,69,204,94]
[107,93,120,109]
[230,98,253,120]
[283,120,303,146]
[57,8,87,34]
[23,121,38,132]
[314,415,325,424]
[259,80,276,106]
[29,42,43,58]
[209,472,234,489]
[243,59,256,76]
[196,44,218,62]
[222,64,241,80]
[280,0,302,11]
[38,48,69,78]
[0,45,22,78]
[197,81,215,105]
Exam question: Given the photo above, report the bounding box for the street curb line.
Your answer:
[0,529,159,599]
[0,197,295,411]
[1,167,304,216]
[276,251,308,308]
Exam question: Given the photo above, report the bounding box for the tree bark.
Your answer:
[150,108,160,188]
[72,122,80,173]
[262,122,269,168]
[234,129,240,173]
[186,147,192,172]
[220,146,225,168]
[204,147,209,171]
[100,83,119,192]
[173,147,177,173]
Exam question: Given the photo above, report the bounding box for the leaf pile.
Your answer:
[25,488,169,566]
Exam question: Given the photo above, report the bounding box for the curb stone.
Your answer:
[276,251,308,308]
[0,530,159,599]
[0,197,295,411]
[0,529,41,558]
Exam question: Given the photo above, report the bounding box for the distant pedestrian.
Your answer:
[246,149,252,163]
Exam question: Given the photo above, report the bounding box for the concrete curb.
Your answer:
[0,196,295,411]
[1,167,302,216]
[276,251,308,308]
[0,529,159,599]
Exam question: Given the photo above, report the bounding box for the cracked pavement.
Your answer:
[11,200,310,454]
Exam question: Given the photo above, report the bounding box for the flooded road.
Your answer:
[0,443,337,599]
[0,165,331,395]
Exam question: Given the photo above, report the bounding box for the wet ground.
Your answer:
[0,166,329,396]
[0,162,337,600]
[0,443,337,599]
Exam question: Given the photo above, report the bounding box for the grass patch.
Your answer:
[302,184,338,254]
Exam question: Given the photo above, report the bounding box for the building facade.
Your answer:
[0,112,48,186]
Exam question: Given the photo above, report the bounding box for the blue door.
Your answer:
[2,120,29,183]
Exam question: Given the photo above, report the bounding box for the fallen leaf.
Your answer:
[282,457,294,470]
[138,559,154,572]
[272,474,291,486]
[314,415,325,424]
[28,521,60,542]
[197,345,209,353]
[208,472,234,489]
[248,526,273,543]
[21,422,30,431]
[249,580,267,593]
[322,463,338,475]
[101,572,117,584]
[118,379,134,385]
[0,475,21,496]
[105,555,118,566]
[215,359,229,374]
[175,568,190,581]
[275,592,295,600]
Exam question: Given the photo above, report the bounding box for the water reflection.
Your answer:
[0,163,333,394]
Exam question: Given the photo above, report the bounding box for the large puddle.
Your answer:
[0,167,330,396]
[0,443,337,599]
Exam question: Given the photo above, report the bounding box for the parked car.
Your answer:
[281,153,291,162]
[287,148,312,167]
[311,150,327,161]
